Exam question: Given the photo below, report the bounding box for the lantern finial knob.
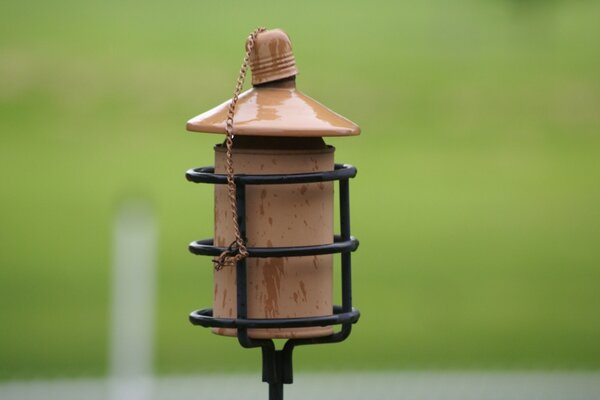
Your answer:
[248,29,298,85]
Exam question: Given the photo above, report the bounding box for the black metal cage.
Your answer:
[186,163,360,400]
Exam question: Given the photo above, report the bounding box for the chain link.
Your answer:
[213,27,266,271]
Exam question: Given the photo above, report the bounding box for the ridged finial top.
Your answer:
[249,29,298,85]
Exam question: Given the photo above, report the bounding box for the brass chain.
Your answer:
[213,27,266,271]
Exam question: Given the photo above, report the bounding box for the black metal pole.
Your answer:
[270,383,284,400]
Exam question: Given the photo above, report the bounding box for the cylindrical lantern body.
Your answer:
[213,137,334,339]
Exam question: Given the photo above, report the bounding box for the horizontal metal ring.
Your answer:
[189,235,359,258]
[189,305,360,329]
[186,163,357,185]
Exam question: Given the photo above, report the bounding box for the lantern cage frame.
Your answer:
[186,163,360,400]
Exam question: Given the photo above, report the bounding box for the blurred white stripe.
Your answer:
[108,201,157,400]
[1,372,600,400]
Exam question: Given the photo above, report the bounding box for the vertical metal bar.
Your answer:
[339,179,352,313]
[340,179,351,241]
[236,183,248,320]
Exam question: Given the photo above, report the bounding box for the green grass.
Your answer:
[1,0,600,379]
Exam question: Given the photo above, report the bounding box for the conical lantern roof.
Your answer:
[186,29,360,137]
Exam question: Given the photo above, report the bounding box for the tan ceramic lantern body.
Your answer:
[187,29,360,339]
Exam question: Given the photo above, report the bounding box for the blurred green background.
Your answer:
[1,0,600,380]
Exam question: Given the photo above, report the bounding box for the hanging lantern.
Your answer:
[184,28,361,400]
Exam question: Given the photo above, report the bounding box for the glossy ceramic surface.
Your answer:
[187,84,360,137]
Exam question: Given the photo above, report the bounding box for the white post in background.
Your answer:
[109,201,157,400]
